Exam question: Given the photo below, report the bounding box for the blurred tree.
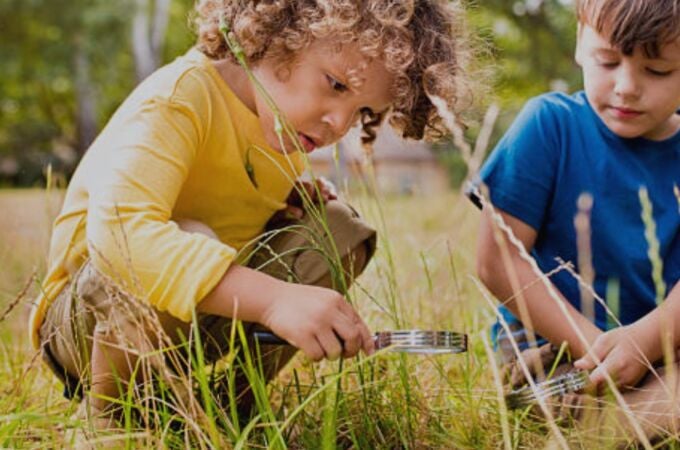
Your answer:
[132,0,171,82]
[469,0,580,109]
[435,0,582,187]
[0,0,194,186]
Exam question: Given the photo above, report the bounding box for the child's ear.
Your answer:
[574,23,584,66]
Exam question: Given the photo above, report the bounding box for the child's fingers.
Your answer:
[300,338,325,362]
[588,362,610,388]
[297,180,317,200]
[574,337,609,371]
[284,205,304,219]
[332,315,362,358]
[573,357,594,371]
[353,316,374,356]
[315,178,338,200]
[317,330,343,361]
[336,301,373,355]
[360,323,374,355]
[588,351,641,390]
[574,350,601,372]
[576,345,618,389]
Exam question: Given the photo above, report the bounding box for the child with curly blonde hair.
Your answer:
[32,0,472,431]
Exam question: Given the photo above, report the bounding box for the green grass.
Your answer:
[0,188,668,449]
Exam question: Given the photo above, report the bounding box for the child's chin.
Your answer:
[263,137,289,154]
[269,142,298,155]
[602,119,645,139]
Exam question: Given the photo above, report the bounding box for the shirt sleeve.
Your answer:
[478,96,562,231]
[86,96,236,322]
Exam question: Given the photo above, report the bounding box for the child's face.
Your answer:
[576,24,680,141]
[250,39,394,153]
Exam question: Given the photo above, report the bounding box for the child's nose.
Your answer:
[613,67,641,99]
[322,108,359,139]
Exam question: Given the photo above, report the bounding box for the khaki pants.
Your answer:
[39,200,376,405]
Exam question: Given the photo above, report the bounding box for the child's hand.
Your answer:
[284,178,338,220]
[574,326,651,390]
[261,282,373,361]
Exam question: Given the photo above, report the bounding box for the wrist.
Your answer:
[571,323,604,359]
[256,276,291,328]
[198,265,287,325]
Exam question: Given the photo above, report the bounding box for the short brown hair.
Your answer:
[576,0,680,57]
[194,0,474,144]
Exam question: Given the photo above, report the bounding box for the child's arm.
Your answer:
[84,97,372,362]
[197,265,374,361]
[477,206,602,358]
[575,281,680,388]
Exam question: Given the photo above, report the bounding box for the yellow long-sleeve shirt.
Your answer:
[29,49,303,348]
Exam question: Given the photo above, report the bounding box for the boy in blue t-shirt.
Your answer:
[474,0,680,438]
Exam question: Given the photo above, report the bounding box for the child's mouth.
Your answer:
[298,133,317,153]
[610,106,642,120]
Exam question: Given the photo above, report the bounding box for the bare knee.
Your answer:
[176,218,218,240]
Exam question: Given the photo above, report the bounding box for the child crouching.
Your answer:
[31,0,474,435]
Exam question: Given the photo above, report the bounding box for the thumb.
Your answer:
[587,363,609,386]
[573,354,596,371]
[574,339,612,388]
[574,340,606,371]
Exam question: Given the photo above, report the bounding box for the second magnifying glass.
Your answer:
[505,370,590,410]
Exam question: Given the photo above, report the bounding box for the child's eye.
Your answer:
[599,61,619,68]
[646,68,673,77]
[326,74,348,93]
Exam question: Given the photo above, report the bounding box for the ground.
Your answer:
[0,189,663,449]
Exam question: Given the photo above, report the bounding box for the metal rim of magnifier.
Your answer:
[373,330,468,354]
[505,370,590,410]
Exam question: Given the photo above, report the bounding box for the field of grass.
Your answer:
[0,188,667,449]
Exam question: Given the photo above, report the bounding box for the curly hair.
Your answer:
[194,0,472,144]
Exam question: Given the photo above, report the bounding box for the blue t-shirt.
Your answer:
[478,91,680,348]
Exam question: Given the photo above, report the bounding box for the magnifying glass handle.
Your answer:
[252,331,289,345]
[252,331,349,347]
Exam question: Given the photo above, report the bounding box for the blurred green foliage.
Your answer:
[0,0,194,186]
[436,0,582,187]
[0,0,582,187]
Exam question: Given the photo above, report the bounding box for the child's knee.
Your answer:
[74,262,190,362]
[347,241,369,278]
[247,200,375,288]
[175,218,218,240]
[313,241,370,290]
[300,201,375,288]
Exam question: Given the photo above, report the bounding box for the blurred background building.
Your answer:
[309,125,449,195]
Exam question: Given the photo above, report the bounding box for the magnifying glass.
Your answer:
[505,370,589,409]
[252,329,468,355]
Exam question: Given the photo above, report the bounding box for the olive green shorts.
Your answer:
[39,200,376,400]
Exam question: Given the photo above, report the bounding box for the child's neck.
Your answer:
[212,59,257,115]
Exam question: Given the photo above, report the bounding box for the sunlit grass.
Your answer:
[0,188,673,449]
